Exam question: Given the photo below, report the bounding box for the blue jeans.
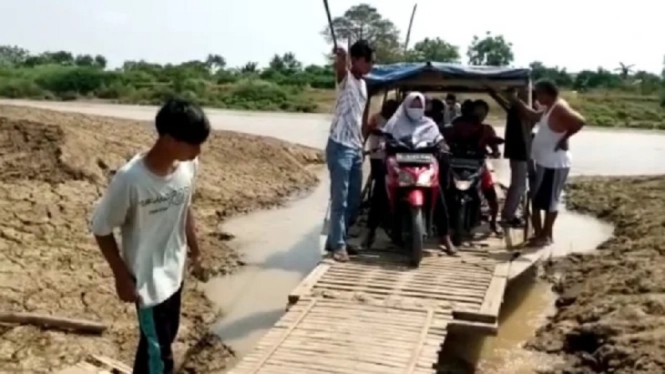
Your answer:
[325,139,363,251]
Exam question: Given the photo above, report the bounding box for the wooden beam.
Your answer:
[452,309,496,324]
[0,312,106,335]
[288,263,331,304]
[447,319,498,336]
[90,355,132,374]
[452,262,509,325]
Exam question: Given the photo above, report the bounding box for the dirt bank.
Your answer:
[528,176,665,374]
[0,105,323,373]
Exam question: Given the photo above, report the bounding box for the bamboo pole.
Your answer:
[404,3,418,53]
[0,311,107,335]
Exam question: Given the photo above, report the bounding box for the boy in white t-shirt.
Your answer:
[91,98,210,373]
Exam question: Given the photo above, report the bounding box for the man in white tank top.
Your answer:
[505,80,585,247]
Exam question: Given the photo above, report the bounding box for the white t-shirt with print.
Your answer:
[329,73,368,150]
[91,154,198,308]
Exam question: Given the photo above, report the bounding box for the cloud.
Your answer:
[95,10,128,25]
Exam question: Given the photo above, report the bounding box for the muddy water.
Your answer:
[460,159,614,373]
[6,100,665,371]
[200,171,328,354]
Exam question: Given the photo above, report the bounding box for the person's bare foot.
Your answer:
[332,249,350,262]
[362,230,376,250]
[528,236,552,248]
[489,221,503,237]
[439,236,458,256]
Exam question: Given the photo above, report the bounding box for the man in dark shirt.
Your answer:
[426,97,446,130]
[489,89,531,227]
[446,100,502,233]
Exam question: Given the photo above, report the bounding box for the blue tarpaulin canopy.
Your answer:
[364,62,531,94]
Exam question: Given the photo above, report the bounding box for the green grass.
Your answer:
[565,91,665,129]
[0,64,664,129]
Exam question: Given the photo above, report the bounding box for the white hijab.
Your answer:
[383,92,443,146]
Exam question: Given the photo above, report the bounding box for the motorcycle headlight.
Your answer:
[398,171,415,185]
[416,169,435,186]
[454,179,473,191]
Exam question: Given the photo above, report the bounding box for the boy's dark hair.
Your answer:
[534,79,559,97]
[460,99,475,117]
[445,93,456,102]
[473,99,490,112]
[155,98,211,145]
[349,40,374,62]
[430,98,445,112]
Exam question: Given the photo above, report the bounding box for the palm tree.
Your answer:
[615,62,635,79]
[205,54,226,73]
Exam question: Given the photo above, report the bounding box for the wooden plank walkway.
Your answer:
[228,180,541,373]
[229,229,532,373]
[229,296,449,374]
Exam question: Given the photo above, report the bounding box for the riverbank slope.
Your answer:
[529,176,665,373]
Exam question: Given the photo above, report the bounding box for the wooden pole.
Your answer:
[322,0,337,236]
[323,0,337,50]
[404,3,418,53]
[0,311,107,335]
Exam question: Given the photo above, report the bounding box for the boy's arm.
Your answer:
[333,48,349,84]
[551,103,585,150]
[362,113,378,142]
[185,207,200,259]
[186,159,202,271]
[91,172,135,301]
[488,90,510,111]
[484,125,500,155]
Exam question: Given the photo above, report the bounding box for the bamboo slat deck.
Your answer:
[229,186,537,374]
[229,297,449,374]
[295,252,488,308]
[290,246,510,328]
[229,230,530,373]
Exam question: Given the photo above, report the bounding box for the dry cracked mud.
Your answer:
[0,105,323,373]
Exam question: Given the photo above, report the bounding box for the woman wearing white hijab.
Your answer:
[383,92,444,146]
[382,92,457,254]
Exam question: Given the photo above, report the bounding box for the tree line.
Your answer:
[322,4,663,95]
[0,3,663,112]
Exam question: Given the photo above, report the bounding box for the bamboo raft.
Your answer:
[228,208,540,373]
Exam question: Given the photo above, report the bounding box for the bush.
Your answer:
[0,79,44,98]
[34,65,115,95]
[0,50,663,120]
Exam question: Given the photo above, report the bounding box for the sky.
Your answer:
[1,0,663,73]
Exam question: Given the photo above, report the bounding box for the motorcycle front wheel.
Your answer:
[452,199,466,247]
[405,206,424,267]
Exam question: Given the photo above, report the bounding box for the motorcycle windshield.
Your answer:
[450,158,484,170]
